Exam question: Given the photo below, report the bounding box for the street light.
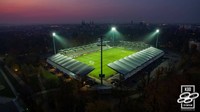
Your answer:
[52,32,56,54]
[155,29,160,48]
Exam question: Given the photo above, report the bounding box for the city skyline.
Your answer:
[0,0,200,24]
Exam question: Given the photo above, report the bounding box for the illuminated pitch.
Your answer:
[75,47,137,79]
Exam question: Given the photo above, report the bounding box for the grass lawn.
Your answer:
[75,47,137,79]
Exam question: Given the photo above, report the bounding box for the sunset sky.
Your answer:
[0,0,200,24]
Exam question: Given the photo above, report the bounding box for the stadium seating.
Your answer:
[47,53,95,80]
[58,43,110,58]
[118,41,150,50]
[108,47,164,80]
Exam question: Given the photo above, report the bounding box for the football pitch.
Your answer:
[75,47,137,79]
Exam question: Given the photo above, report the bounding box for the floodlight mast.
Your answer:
[111,27,116,46]
[156,29,160,48]
[52,32,56,54]
[98,36,105,85]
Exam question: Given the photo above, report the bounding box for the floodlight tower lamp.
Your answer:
[52,32,56,37]
[155,29,160,48]
[111,27,116,31]
[111,27,117,46]
[156,29,160,33]
[52,32,56,54]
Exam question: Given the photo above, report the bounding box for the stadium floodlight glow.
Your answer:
[111,27,117,46]
[52,32,56,54]
[155,29,160,48]
[111,27,116,31]
[156,29,160,33]
[52,32,56,37]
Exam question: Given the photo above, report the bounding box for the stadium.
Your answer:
[47,38,164,86]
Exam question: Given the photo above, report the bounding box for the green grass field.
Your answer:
[75,47,137,79]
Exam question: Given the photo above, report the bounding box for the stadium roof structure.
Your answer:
[108,47,164,79]
[47,54,94,80]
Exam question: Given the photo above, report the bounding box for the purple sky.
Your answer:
[0,0,200,24]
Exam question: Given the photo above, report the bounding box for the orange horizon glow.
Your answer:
[0,0,200,24]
